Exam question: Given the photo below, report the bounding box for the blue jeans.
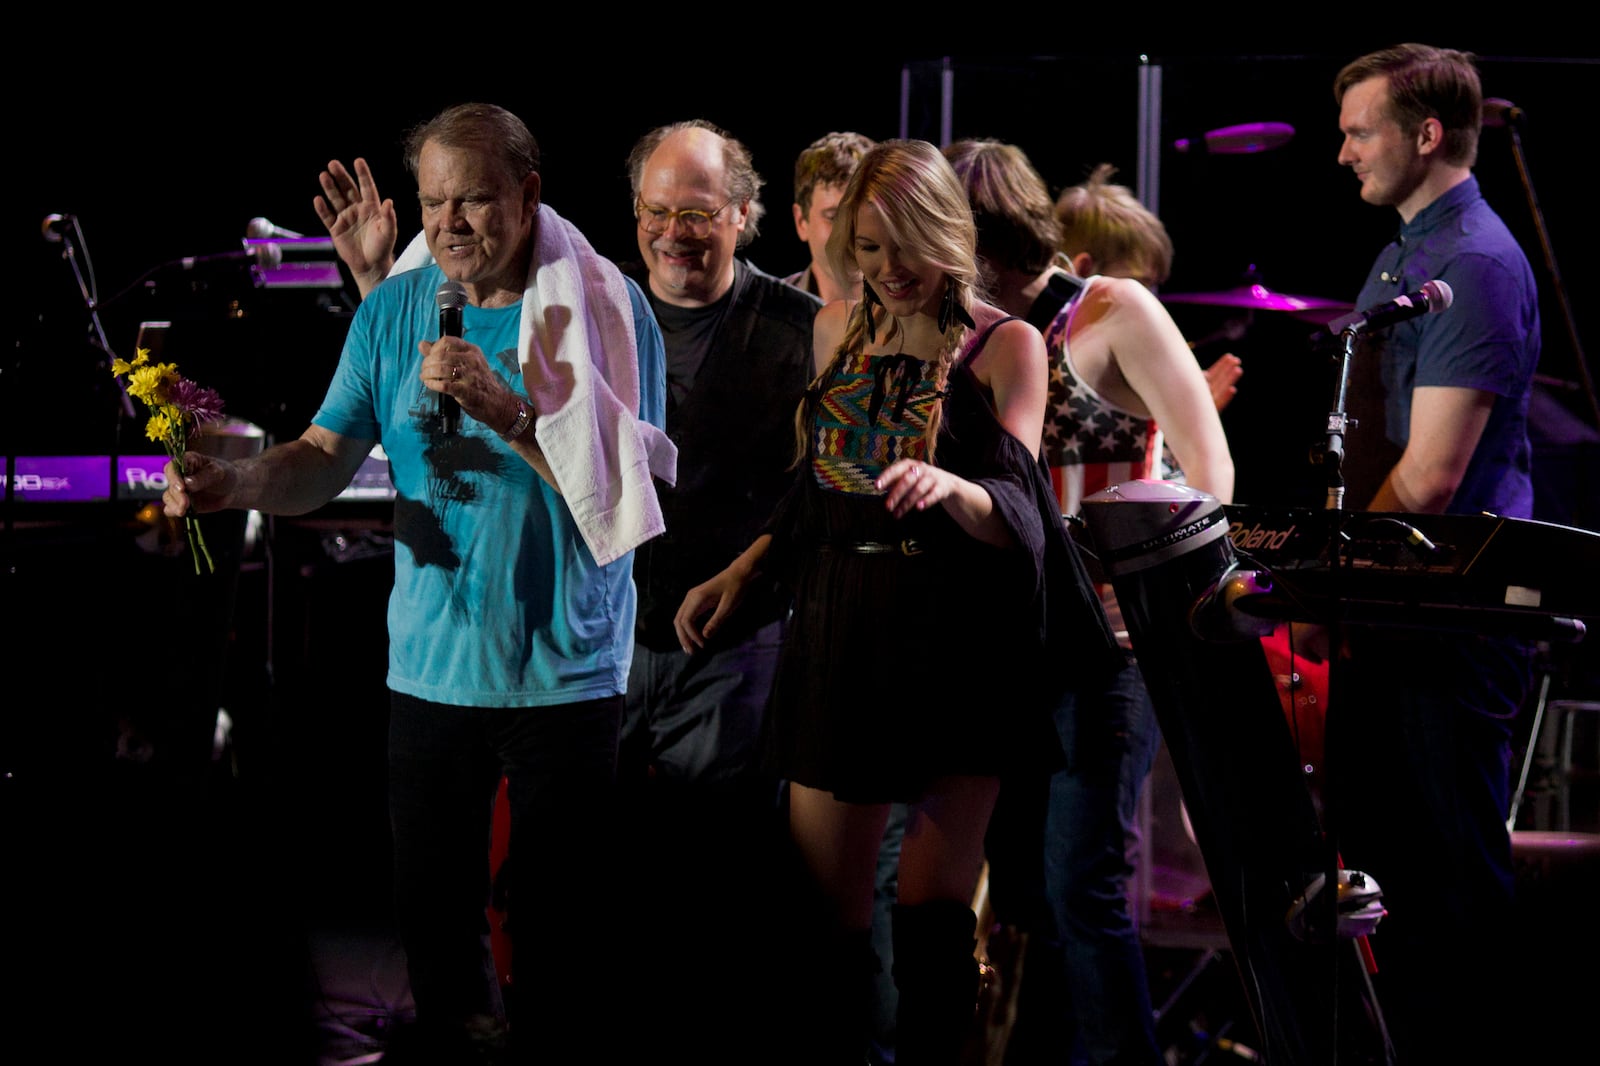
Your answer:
[996,652,1164,1066]
[387,690,623,1059]
[1043,652,1163,1066]
[870,802,909,1064]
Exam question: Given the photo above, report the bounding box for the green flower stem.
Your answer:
[186,514,213,575]
[169,449,214,576]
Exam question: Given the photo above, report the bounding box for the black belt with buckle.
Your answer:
[817,538,926,556]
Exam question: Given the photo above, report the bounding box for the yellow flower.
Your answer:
[111,348,151,378]
[127,363,177,404]
[126,366,157,401]
[109,345,220,576]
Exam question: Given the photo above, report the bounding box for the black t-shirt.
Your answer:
[646,286,731,408]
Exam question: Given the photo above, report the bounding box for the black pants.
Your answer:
[1328,629,1531,1065]
[388,690,623,1062]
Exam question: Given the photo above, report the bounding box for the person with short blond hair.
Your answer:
[1053,163,1175,289]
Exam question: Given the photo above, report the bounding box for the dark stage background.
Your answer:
[9,45,1597,514]
[4,43,1597,1063]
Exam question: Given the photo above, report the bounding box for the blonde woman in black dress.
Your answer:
[675,139,1115,1066]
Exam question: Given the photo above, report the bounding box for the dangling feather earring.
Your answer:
[938,277,976,333]
[862,280,883,342]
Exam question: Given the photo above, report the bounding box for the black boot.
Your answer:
[891,900,981,1066]
[763,921,879,1066]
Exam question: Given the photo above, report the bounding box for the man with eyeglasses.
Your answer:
[615,119,820,1060]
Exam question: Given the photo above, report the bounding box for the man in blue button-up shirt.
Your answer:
[1326,43,1541,1065]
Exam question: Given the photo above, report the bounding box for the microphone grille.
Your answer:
[252,242,284,270]
[1421,279,1453,311]
[41,213,69,243]
[436,279,468,310]
[1481,99,1523,129]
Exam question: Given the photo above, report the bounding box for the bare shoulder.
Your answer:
[967,307,1046,390]
[815,298,852,340]
[971,306,1045,359]
[813,298,854,372]
[1079,275,1186,353]
[1082,273,1153,313]
[993,313,1045,347]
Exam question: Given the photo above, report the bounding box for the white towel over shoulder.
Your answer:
[391,205,676,565]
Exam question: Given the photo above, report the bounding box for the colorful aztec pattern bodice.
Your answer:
[811,350,943,495]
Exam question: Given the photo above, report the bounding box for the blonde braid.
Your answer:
[922,281,975,461]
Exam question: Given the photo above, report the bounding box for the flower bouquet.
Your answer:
[111,348,226,574]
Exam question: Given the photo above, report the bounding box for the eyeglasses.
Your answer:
[635,198,735,238]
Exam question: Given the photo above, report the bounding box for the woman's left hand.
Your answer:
[877,459,954,519]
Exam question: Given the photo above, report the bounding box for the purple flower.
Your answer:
[169,378,226,425]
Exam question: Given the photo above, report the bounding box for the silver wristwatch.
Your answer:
[499,397,534,443]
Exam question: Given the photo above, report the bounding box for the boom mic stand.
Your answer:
[1485,99,1600,432]
[42,213,135,421]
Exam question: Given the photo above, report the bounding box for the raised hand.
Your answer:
[313,157,397,299]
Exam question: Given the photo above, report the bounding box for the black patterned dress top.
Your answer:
[760,323,1062,802]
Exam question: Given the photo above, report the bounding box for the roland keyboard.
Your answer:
[1220,504,1600,641]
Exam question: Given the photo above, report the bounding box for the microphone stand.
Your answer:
[1317,329,1361,512]
[1307,325,1397,1063]
[48,217,135,420]
[1499,110,1600,431]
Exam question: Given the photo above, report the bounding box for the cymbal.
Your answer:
[1160,283,1353,314]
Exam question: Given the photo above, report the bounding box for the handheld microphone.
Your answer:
[246,216,305,240]
[1174,122,1295,155]
[436,280,467,435]
[41,213,74,243]
[1322,279,1453,337]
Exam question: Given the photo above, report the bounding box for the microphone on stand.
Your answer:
[243,236,335,261]
[42,213,76,242]
[1174,122,1295,155]
[436,280,467,435]
[1481,98,1526,129]
[1321,279,1453,337]
[246,217,305,240]
[178,244,284,271]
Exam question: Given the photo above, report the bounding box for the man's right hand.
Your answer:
[162,453,237,519]
[313,157,397,300]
